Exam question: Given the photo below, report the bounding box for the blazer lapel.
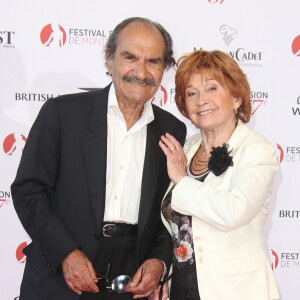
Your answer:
[81,85,110,227]
[138,117,164,238]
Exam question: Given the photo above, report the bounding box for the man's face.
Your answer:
[107,22,166,105]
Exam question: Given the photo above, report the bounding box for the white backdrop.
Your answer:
[1,0,299,299]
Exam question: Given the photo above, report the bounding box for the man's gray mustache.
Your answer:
[122,76,157,86]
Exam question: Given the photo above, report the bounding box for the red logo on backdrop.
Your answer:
[250,92,268,115]
[0,191,11,208]
[40,23,67,47]
[208,0,224,3]
[250,99,265,115]
[0,199,5,208]
[276,143,284,163]
[3,133,27,156]
[151,85,168,107]
[16,241,28,263]
[271,249,279,270]
[291,35,300,56]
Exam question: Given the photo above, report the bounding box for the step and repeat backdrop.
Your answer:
[1,0,299,299]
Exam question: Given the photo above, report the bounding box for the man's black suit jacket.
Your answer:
[11,84,187,300]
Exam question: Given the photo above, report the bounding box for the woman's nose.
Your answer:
[198,92,207,106]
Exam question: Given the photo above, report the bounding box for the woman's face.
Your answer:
[184,72,241,132]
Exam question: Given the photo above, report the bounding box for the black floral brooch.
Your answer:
[208,143,233,176]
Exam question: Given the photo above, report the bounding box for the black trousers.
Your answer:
[80,233,146,300]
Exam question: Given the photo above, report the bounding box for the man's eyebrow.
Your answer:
[120,51,136,57]
[148,57,163,63]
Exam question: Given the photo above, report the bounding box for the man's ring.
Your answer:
[169,146,175,152]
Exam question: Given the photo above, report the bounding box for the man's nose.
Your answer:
[135,60,148,79]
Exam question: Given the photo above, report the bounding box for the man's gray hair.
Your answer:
[105,17,176,69]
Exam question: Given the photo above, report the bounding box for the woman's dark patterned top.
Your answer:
[162,171,208,300]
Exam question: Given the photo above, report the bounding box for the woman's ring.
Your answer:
[169,146,175,152]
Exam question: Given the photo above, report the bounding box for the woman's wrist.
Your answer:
[173,173,187,185]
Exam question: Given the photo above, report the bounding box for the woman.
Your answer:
[155,50,280,300]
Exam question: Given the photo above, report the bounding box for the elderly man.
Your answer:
[11,17,186,300]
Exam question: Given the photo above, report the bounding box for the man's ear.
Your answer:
[106,53,112,76]
[106,62,112,76]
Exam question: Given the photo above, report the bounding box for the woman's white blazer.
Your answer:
[161,121,280,300]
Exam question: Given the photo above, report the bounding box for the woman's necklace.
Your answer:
[190,144,210,175]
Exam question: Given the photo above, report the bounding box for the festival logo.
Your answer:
[3,133,27,156]
[0,190,11,208]
[291,35,300,56]
[276,143,300,163]
[40,24,110,48]
[271,249,300,269]
[16,241,28,263]
[40,23,67,47]
[220,25,238,46]
[276,143,284,163]
[250,91,268,115]
[271,249,279,270]
[0,30,15,48]
[151,85,168,107]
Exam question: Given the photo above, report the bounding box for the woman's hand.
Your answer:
[159,133,187,184]
[148,282,169,300]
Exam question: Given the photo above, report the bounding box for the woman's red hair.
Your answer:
[175,50,251,123]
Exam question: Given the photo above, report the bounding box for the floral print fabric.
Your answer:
[166,211,194,267]
[162,172,208,300]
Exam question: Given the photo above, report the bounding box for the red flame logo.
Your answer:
[3,133,27,156]
[276,143,284,163]
[151,85,168,107]
[271,249,279,270]
[16,241,28,263]
[40,23,67,47]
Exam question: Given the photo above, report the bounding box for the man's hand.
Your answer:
[127,258,164,299]
[149,282,169,300]
[62,249,99,295]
